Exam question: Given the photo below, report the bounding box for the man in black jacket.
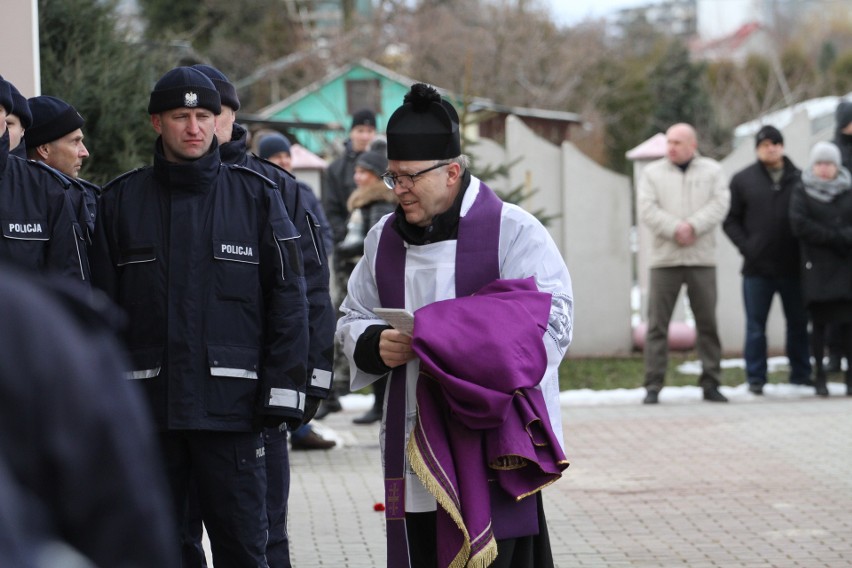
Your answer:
[723,125,812,394]
[318,107,377,417]
[90,66,309,566]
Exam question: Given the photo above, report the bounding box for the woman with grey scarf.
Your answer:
[790,141,852,396]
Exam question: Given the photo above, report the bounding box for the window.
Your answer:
[346,79,381,115]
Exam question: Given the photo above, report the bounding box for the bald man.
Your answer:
[637,123,731,404]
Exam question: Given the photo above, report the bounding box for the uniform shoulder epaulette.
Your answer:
[101,167,148,193]
[77,177,103,196]
[24,159,72,189]
[224,162,279,189]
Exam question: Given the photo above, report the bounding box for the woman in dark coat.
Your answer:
[339,141,396,424]
[790,141,852,396]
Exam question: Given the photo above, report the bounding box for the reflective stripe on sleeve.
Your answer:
[310,368,333,390]
[268,388,303,411]
[210,367,259,380]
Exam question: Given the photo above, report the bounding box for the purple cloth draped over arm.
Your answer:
[408,277,569,568]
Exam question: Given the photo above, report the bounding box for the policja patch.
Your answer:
[214,240,258,264]
[3,220,48,240]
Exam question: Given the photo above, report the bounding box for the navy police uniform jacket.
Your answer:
[90,138,310,432]
[0,131,88,281]
[220,124,335,399]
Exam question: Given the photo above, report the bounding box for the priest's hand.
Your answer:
[379,328,415,368]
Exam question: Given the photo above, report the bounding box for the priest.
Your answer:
[337,83,574,568]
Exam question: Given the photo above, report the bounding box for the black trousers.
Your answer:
[160,430,268,568]
[405,493,554,568]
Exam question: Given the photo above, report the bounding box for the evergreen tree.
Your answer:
[647,40,722,157]
[39,0,156,184]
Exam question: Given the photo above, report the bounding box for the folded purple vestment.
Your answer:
[408,277,569,568]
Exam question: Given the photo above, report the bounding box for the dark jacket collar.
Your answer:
[758,155,800,184]
[393,169,471,245]
[219,123,249,166]
[0,129,9,175]
[152,136,221,193]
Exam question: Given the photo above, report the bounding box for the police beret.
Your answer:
[0,76,13,116]
[26,96,85,149]
[386,83,460,161]
[191,64,240,111]
[8,83,31,129]
[147,66,221,115]
[258,133,291,159]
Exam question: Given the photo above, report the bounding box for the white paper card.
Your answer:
[373,308,415,336]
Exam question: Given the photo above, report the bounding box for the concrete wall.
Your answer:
[471,109,832,358]
[468,116,633,356]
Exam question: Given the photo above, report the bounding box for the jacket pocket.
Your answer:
[304,210,325,265]
[213,240,259,302]
[206,344,260,419]
[117,243,156,266]
[272,218,302,279]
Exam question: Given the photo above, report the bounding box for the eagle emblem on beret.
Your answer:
[184,91,198,107]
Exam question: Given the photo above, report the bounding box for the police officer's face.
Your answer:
[267,151,291,171]
[387,159,461,228]
[5,114,23,150]
[214,106,236,146]
[39,129,88,178]
[152,107,216,163]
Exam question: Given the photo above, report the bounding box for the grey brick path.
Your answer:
[287,393,852,567]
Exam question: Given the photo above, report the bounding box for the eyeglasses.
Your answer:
[382,162,450,190]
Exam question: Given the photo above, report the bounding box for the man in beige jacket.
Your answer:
[638,123,731,404]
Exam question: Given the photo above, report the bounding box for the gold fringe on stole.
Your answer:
[407,433,471,568]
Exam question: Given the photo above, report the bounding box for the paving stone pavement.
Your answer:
[286,392,852,567]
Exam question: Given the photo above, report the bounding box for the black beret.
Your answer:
[148,66,221,115]
[26,96,85,149]
[192,64,240,111]
[258,133,291,159]
[386,83,460,161]
[755,125,783,147]
[0,76,13,116]
[351,108,377,130]
[7,83,31,129]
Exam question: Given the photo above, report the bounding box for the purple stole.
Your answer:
[376,182,510,567]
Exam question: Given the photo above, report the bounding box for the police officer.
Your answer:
[0,261,178,568]
[26,95,99,236]
[0,76,88,281]
[319,107,378,418]
[89,66,310,566]
[191,63,336,568]
[2,79,31,158]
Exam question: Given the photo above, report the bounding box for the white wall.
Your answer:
[469,116,633,356]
